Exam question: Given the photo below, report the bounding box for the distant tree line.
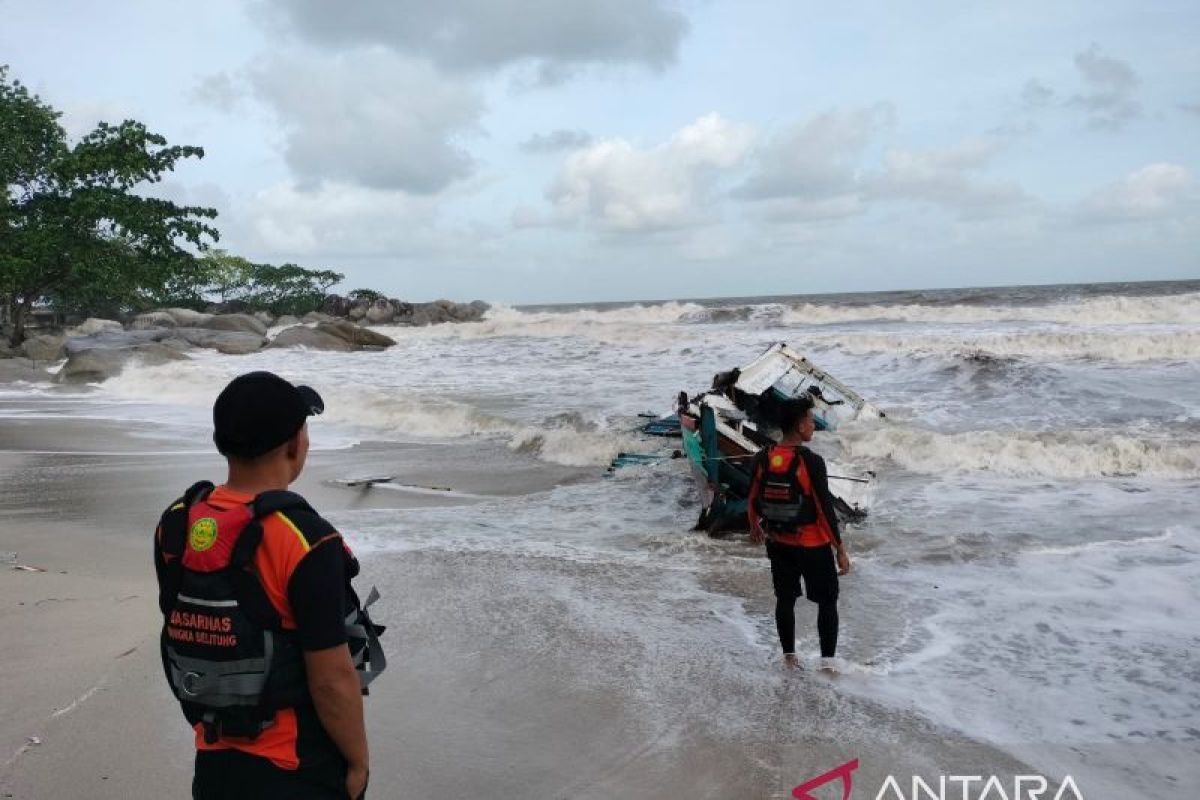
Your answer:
[1,66,344,346]
[163,250,343,317]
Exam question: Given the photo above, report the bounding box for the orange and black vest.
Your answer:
[156,481,386,749]
[753,446,835,547]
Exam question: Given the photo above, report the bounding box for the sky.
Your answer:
[2,0,1198,303]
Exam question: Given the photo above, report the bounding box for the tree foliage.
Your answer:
[1,65,218,345]
[154,250,344,316]
[348,288,385,303]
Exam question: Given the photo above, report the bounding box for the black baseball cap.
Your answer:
[213,371,324,459]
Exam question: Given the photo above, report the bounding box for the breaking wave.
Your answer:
[391,291,1200,338]
[781,291,1200,326]
[812,329,1200,362]
[319,384,640,466]
[841,425,1200,479]
[101,359,636,468]
[375,302,709,345]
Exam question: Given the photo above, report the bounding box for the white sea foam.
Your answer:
[100,358,636,467]
[391,292,1200,333]
[814,328,1200,362]
[841,425,1200,479]
[847,524,1200,755]
[368,291,1200,336]
[782,291,1200,326]
[820,326,1200,362]
[374,303,707,346]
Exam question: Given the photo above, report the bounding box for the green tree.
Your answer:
[244,262,343,315]
[152,250,344,316]
[1,66,218,346]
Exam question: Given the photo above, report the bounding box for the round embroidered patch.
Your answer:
[188,517,218,552]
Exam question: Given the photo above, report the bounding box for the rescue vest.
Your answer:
[755,446,830,544]
[156,482,387,744]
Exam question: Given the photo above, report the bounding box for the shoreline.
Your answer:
[2,361,1194,797]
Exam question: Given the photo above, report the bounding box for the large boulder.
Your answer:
[130,311,178,330]
[66,329,174,354]
[396,299,487,326]
[56,343,187,383]
[66,318,124,337]
[21,334,67,362]
[301,311,336,324]
[253,311,275,327]
[320,295,354,318]
[204,300,254,316]
[0,357,50,384]
[274,315,301,328]
[364,300,395,325]
[202,313,269,336]
[348,305,367,321]
[171,328,267,355]
[166,308,213,327]
[316,320,396,348]
[269,326,356,352]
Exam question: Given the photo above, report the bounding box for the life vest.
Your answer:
[156,481,386,744]
[755,446,833,546]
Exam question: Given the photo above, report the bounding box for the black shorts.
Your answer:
[193,748,347,799]
[766,540,839,604]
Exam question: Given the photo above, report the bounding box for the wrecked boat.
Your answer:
[676,343,883,533]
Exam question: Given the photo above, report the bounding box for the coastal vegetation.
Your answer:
[0,66,345,347]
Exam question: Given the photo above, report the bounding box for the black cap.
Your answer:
[213,371,324,459]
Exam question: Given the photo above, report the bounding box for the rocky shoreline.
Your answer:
[0,296,489,384]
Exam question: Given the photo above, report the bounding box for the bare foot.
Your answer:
[784,653,800,669]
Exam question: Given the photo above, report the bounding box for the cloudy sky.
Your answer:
[3,0,1198,303]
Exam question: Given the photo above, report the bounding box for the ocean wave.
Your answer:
[377,291,1200,337]
[374,302,708,345]
[319,384,638,467]
[841,425,1200,479]
[102,359,637,468]
[783,291,1200,326]
[814,329,1200,362]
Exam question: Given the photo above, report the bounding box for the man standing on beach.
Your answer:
[153,371,382,799]
[749,396,851,670]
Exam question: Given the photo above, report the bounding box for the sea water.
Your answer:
[5,279,1198,797]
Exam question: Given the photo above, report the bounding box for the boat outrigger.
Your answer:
[675,343,883,534]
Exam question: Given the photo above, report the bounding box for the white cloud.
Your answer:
[737,113,1024,222]
[865,138,1027,216]
[737,105,894,201]
[1080,163,1195,222]
[248,49,483,194]
[261,0,688,79]
[236,181,442,258]
[547,112,755,232]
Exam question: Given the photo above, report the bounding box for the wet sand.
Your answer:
[2,409,1144,799]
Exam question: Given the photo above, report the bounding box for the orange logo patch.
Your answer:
[770,454,785,468]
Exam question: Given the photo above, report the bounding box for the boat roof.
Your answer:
[734,343,882,417]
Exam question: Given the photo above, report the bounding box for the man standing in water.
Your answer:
[749,396,851,670]
[154,371,383,798]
